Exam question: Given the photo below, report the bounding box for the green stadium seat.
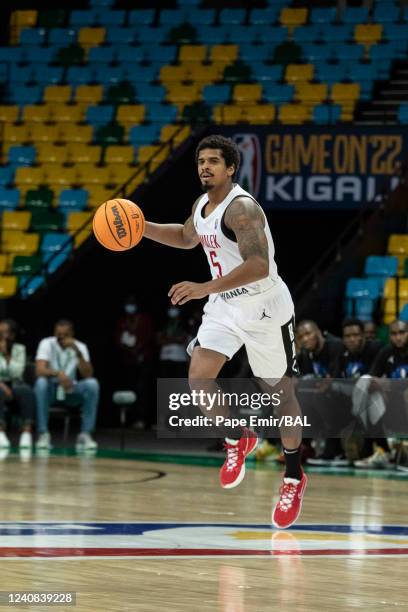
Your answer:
[223,61,252,83]
[55,43,85,66]
[25,187,54,210]
[12,254,42,277]
[95,123,124,146]
[106,82,135,105]
[38,9,66,28]
[31,210,64,233]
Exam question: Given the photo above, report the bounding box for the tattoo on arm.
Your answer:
[182,197,200,247]
[224,197,269,263]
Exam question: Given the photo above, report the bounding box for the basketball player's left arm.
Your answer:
[169,197,269,305]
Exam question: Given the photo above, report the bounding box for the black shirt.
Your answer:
[370,343,408,379]
[336,340,383,379]
[297,339,344,378]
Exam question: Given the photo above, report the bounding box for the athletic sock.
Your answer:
[283,445,302,480]
[225,437,239,446]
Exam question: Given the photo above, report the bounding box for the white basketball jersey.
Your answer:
[193,184,281,302]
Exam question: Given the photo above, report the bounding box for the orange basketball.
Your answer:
[93,198,145,251]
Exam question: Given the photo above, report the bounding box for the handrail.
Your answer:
[18,123,190,296]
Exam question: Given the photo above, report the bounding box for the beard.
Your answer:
[200,181,214,192]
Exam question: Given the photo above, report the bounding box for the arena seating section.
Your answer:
[0,0,407,309]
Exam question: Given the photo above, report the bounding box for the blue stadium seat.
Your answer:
[384,23,408,41]
[90,0,114,6]
[229,26,258,44]
[373,4,400,23]
[126,65,159,83]
[66,66,94,86]
[0,47,24,63]
[219,9,246,25]
[320,25,353,42]
[106,27,137,45]
[44,250,71,274]
[94,65,125,85]
[70,10,98,26]
[333,44,364,61]
[58,189,88,210]
[250,63,283,82]
[9,85,43,104]
[257,25,288,44]
[400,304,408,322]
[348,63,377,99]
[239,45,272,63]
[263,83,294,103]
[188,9,215,25]
[96,9,126,26]
[159,9,186,26]
[138,27,168,45]
[48,28,77,47]
[365,255,398,277]
[19,28,46,46]
[202,84,231,104]
[371,42,406,61]
[41,233,72,254]
[88,47,115,64]
[249,8,280,25]
[341,7,369,23]
[9,66,34,84]
[310,8,337,24]
[33,66,64,85]
[20,276,45,298]
[293,26,321,43]
[178,0,200,5]
[29,47,55,64]
[0,168,15,186]
[315,61,348,84]
[398,105,408,123]
[312,104,341,124]
[145,46,177,63]
[0,188,20,210]
[128,9,155,26]
[128,124,161,146]
[345,278,381,320]
[302,43,332,62]
[86,105,115,126]
[198,26,229,44]
[8,146,36,166]
[135,84,166,103]
[116,46,145,63]
[145,103,178,123]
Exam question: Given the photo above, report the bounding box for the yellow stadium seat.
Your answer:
[384,278,408,299]
[86,185,114,208]
[213,104,246,125]
[22,105,51,123]
[10,10,37,44]
[137,145,170,172]
[179,45,207,63]
[245,104,276,124]
[0,106,19,122]
[78,27,105,48]
[280,8,308,27]
[209,45,238,63]
[159,65,189,83]
[355,24,382,45]
[331,83,360,105]
[49,103,85,123]
[109,165,134,185]
[188,64,221,84]
[36,143,68,164]
[0,256,7,275]
[388,235,408,255]
[28,124,59,143]
[44,85,72,104]
[58,123,93,143]
[44,166,78,187]
[76,164,109,185]
[2,211,31,231]
[116,105,145,126]
[75,85,104,104]
[295,83,328,106]
[0,276,17,298]
[285,64,314,84]
[105,146,135,164]
[3,124,29,143]
[14,167,45,186]
[66,212,91,232]
[160,124,191,145]
[233,84,263,105]
[2,231,39,256]
[279,104,309,124]
[166,84,201,105]
[66,144,101,164]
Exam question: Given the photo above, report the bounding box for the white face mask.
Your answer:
[125,304,137,315]
[168,308,179,319]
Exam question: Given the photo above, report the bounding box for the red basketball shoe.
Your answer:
[219,428,258,489]
[272,471,308,529]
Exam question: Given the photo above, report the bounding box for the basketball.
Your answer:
[92,199,145,251]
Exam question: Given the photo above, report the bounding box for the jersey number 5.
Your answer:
[209,250,223,278]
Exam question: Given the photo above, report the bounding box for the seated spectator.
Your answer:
[34,319,99,451]
[158,306,188,378]
[363,320,378,342]
[0,319,35,451]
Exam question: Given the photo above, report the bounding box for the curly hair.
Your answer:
[195,135,240,179]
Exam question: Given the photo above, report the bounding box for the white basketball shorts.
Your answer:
[187,279,298,380]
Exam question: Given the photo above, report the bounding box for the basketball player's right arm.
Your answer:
[143,200,200,250]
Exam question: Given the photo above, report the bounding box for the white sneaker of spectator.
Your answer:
[19,431,32,449]
[76,433,98,451]
[36,432,52,450]
[0,431,10,448]
[354,447,390,469]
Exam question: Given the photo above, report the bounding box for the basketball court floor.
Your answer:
[0,449,407,611]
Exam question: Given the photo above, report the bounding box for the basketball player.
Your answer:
[144,135,307,528]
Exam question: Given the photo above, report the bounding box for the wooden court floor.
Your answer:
[0,452,407,611]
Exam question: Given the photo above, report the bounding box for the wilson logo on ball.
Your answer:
[111,204,127,239]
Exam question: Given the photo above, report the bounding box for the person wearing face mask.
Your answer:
[114,296,155,428]
[158,306,189,378]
